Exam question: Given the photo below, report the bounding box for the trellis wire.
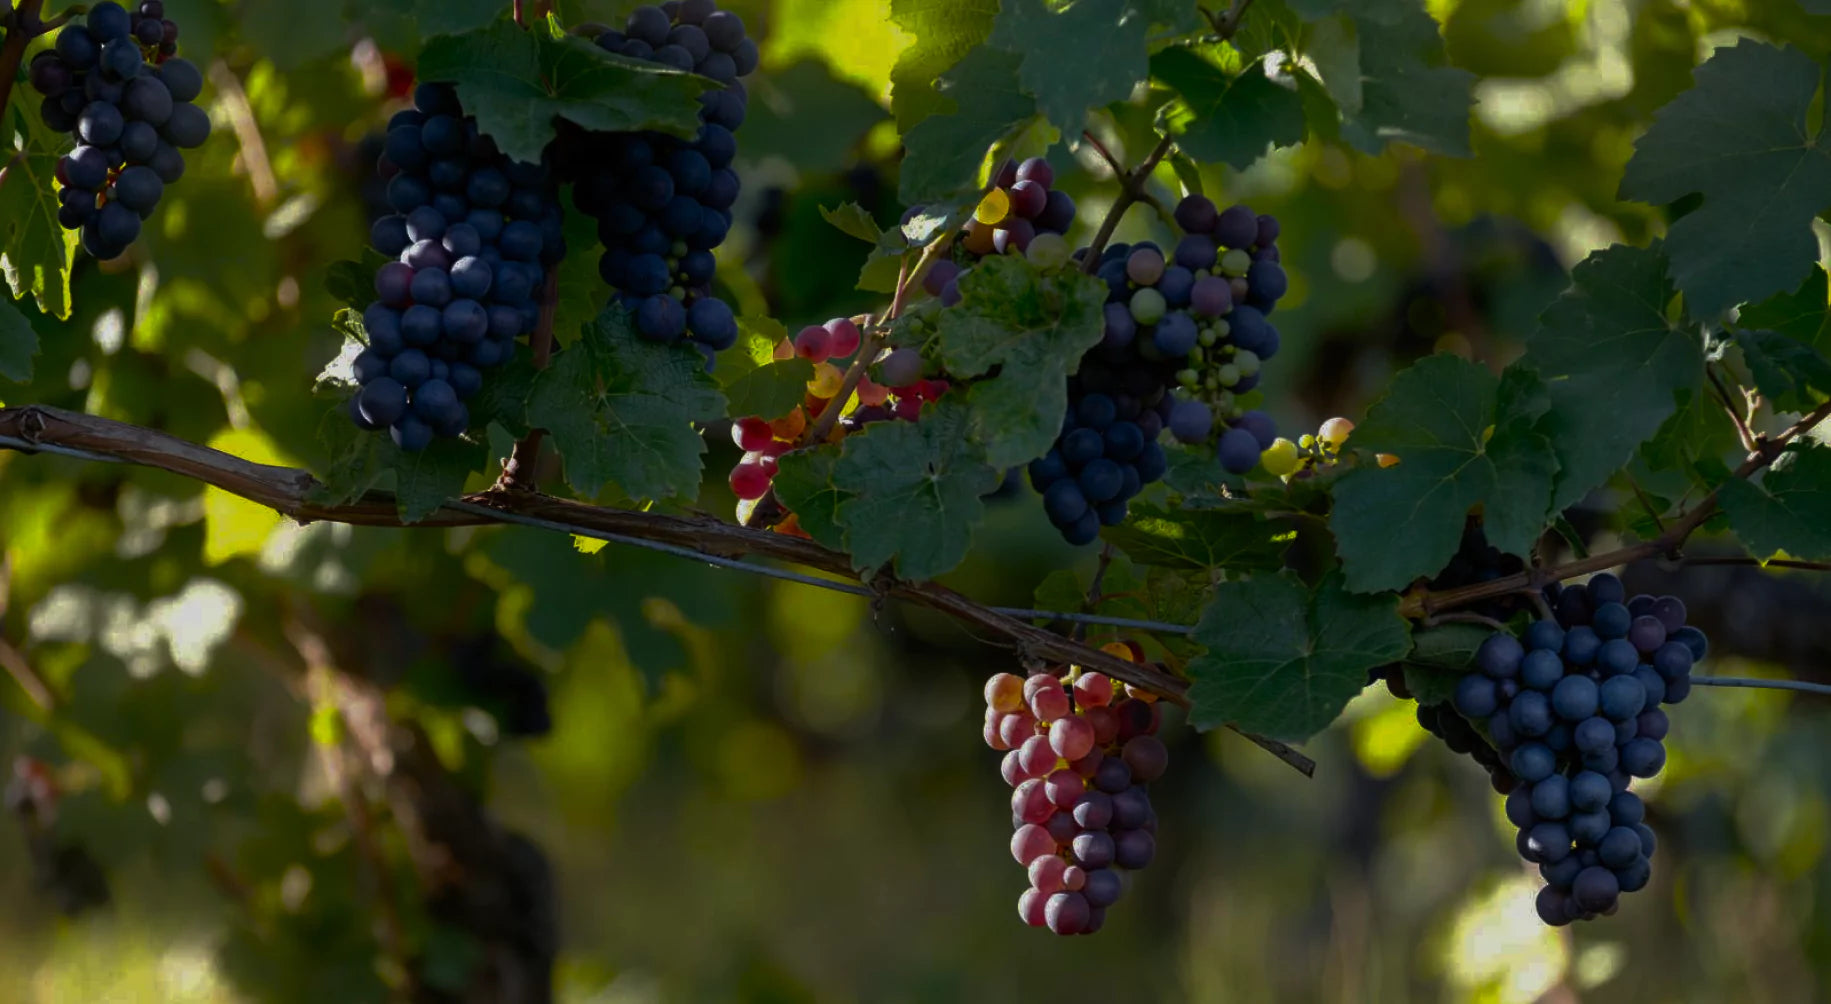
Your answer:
[6,433,1830,698]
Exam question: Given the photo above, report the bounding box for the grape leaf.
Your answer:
[1151,50,1307,170]
[899,46,1039,204]
[937,256,1108,466]
[721,359,815,420]
[1737,330,1831,414]
[416,17,712,164]
[241,0,354,69]
[1719,444,1831,562]
[1524,242,1703,512]
[1619,40,1831,319]
[833,400,1000,580]
[1330,356,1557,593]
[889,0,1000,131]
[312,403,490,523]
[357,0,538,49]
[0,98,77,319]
[1031,558,1209,658]
[551,187,607,347]
[1307,0,1472,157]
[0,297,39,383]
[819,203,883,244]
[1400,623,1490,706]
[1102,502,1289,573]
[1186,569,1411,742]
[525,308,726,502]
[771,445,849,551]
[1734,268,1831,413]
[1739,266,1831,347]
[988,0,1150,137]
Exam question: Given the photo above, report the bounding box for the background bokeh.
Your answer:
[2,0,1830,1001]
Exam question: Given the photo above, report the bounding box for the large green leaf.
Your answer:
[744,61,891,176]
[0,99,77,319]
[722,359,815,420]
[889,0,1001,131]
[1619,40,1831,319]
[1523,242,1703,512]
[771,445,849,551]
[312,403,490,524]
[0,297,39,383]
[1400,623,1491,706]
[898,46,1039,204]
[1734,267,1831,413]
[833,400,1000,580]
[1329,355,1557,593]
[1187,570,1411,742]
[416,17,712,164]
[1719,444,1831,562]
[1102,502,1290,573]
[1335,0,1474,156]
[937,256,1108,466]
[1151,50,1307,170]
[988,0,1150,137]
[525,308,727,502]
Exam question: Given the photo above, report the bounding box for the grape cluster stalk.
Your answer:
[348,83,565,451]
[983,643,1170,935]
[28,0,210,260]
[1453,572,1701,925]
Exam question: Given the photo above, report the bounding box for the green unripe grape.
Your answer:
[1129,287,1167,325]
[672,240,690,258]
[1177,368,1200,387]
[1221,248,1252,277]
[1262,438,1302,477]
[1218,364,1241,387]
[1187,345,1205,365]
[1235,350,1261,377]
[1237,390,1265,410]
[1213,318,1231,339]
[1198,327,1218,347]
[1215,391,1237,413]
[670,286,686,299]
[1203,374,1220,390]
[1026,233,1071,270]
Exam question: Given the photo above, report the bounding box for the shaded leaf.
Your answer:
[1152,50,1307,169]
[771,445,849,551]
[1400,623,1490,706]
[525,308,726,502]
[989,0,1150,136]
[1102,502,1289,573]
[722,359,815,420]
[1524,242,1703,512]
[0,297,39,383]
[1719,444,1831,562]
[1330,355,1557,593]
[899,46,1039,204]
[1619,40,1831,318]
[834,400,1000,580]
[1187,570,1411,742]
[889,0,1000,131]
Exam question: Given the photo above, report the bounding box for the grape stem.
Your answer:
[1073,543,1117,642]
[208,61,280,208]
[497,269,560,492]
[0,402,1316,776]
[1407,396,1831,618]
[0,635,55,712]
[1079,133,1175,275]
[1707,363,1759,454]
[0,0,49,128]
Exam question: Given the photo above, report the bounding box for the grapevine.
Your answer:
[0,0,1827,984]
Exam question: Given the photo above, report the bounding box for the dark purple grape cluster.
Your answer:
[1023,196,1286,544]
[1376,522,1530,792]
[563,0,752,358]
[1453,572,1703,925]
[347,83,565,451]
[984,664,1166,935]
[27,0,209,259]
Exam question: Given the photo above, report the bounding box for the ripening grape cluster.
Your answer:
[562,0,753,357]
[927,157,1077,287]
[983,649,1168,936]
[1453,572,1702,925]
[28,1,209,260]
[347,83,564,451]
[1374,522,1532,791]
[727,319,951,530]
[1025,195,1286,544]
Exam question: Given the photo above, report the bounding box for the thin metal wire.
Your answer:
[8,431,1831,699]
[1690,676,1831,697]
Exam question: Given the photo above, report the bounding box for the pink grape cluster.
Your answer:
[983,665,1168,935]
